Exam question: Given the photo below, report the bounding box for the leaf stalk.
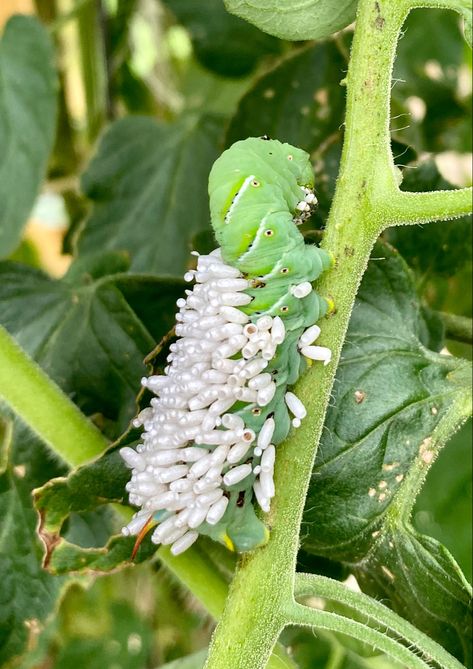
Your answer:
[294,573,466,669]
[0,325,108,467]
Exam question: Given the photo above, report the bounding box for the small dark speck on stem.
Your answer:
[374,1,385,29]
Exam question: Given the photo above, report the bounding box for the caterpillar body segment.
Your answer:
[209,138,331,324]
[121,138,332,556]
[209,139,313,230]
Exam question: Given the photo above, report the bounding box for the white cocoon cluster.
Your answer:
[121,248,329,555]
[121,249,285,554]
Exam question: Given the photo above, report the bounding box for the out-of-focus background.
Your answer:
[2,0,471,282]
[0,1,471,667]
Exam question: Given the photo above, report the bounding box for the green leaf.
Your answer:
[224,0,357,41]
[163,0,282,78]
[413,419,472,580]
[35,444,131,537]
[302,242,472,664]
[355,523,471,667]
[10,420,67,490]
[2,421,119,660]
[392,8,470,154]
[32,431,159,574]
[0,416,72,666]
[226,41,346,227]
[226,42,346,155]
[0,257,183,433]
[0,419,64,666]
[78,114,225,275]
[42,531,156,575]
[0,16,57,257]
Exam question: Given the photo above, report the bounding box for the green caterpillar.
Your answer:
[210,137,331,327]
[121,137,332,556]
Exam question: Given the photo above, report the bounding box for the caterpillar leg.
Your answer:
[325,296,336,314]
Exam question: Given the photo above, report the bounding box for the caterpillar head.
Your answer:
[282,143,314,190]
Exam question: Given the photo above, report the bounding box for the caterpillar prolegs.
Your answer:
[120,137,332,556]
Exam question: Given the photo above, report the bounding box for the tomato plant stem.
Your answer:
[203,1,472,667]
[0,325,108,466]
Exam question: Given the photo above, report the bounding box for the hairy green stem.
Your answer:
[437,311,473,345]
[366,0,473,228]
[283,602,432,669]
[376,188,473,227]
[158,544,297,669]
[0,325,108,467]
[158,545,230,620]
[204,2,412,668]
[294,573,465,669]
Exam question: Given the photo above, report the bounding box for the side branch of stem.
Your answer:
[1,0,469,666]
[293,573,465,669]
[376,187,473,228]
[283,602,431,669]
[0,325,108,467]
[403,0,472,12]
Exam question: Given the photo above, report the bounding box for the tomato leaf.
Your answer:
[303,242,472,664]
[0,16,57,257]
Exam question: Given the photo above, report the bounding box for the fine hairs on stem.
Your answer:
[202,0,472,668]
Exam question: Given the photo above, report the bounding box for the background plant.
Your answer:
[0,0,471,668]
